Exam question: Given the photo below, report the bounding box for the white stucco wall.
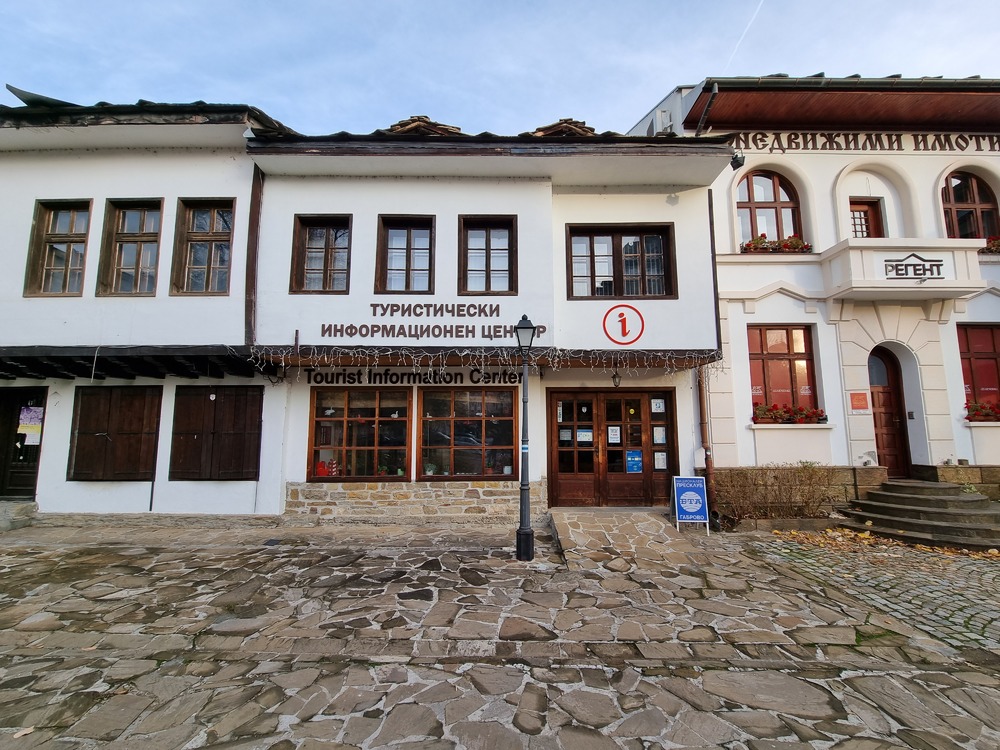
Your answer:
[0,148,256,347]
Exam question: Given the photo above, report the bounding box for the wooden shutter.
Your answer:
[170,386,263,480]
[68,386,161,481]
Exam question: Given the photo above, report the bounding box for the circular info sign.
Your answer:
[602,304,644,345]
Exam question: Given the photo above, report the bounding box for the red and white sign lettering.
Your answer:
[602,304,644,346]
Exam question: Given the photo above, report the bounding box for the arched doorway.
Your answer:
[868,347,911,477]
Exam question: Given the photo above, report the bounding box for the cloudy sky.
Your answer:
[2,1,999,136]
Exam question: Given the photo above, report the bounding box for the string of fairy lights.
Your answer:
[243,344,722,382]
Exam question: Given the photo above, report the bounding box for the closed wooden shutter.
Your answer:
[68,386,161,481]
[170,386,263,480]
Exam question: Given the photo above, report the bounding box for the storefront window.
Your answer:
[419,388,516,478]
[310,389,410,480]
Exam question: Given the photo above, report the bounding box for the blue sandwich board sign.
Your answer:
[672,476,710,535]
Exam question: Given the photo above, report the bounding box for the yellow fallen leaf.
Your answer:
[864,521,873,527]
[13,727,35,738]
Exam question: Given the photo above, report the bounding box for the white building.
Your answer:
[0,92,732,519]
[632,76,1000,492]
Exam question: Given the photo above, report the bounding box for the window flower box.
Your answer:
[965,401,1000,421]
[979,236,1000,254]
[740,233,813,254]
[752,403,827,424]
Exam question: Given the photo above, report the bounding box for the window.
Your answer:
[310,389,410,480]
[376,216,433,293]
[958,326,1000,406]
[291,215,351,293]
[748,326,818,411]
[459,216,516,294]
[169,386,263,480]
[98,201,162,295]
[942,171,998,239]
[850,199,884,239]
[68,386,162,480]
[24,201,91,296]
[172,200,235,294]
[567,225,673,299]
[420,389,516,478]
[737,171,802,243]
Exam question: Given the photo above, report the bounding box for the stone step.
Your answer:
[865,489,991,510]
[845,499,1000,525]
[838,519,1000,551]
[879,479,966,497]
[839,508,1000,543]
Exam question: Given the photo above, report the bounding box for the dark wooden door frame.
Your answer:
[0,387,48,499]
[546,388,677,508]
[869,347,911,478]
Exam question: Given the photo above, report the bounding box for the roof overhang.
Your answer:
[247,135,734,187]
[0,103,291,152]
[683,76,1000,133]
[0,346,274,381]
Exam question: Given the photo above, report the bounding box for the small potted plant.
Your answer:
[424,461,437,476]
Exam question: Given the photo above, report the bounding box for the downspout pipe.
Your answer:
[698,366,716,514]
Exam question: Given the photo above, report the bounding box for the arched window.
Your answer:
[736,171,802,244]
[942,171,998,239]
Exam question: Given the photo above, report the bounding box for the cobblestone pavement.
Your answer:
[752,537,1000,651]
[0,513,998,749]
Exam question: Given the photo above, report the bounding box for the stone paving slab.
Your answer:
[0,515,997,748]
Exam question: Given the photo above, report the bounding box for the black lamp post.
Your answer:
[514,314,537,561]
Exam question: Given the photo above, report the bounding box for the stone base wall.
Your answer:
[284,480,549,524]
[704,465,890,516]
[0,500,36,531]
[910,464,1000,500]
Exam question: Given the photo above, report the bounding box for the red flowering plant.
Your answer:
[965,400,1000,421]
[979,236,1000,254]
[740,233,813,254]
[752,402,827,424]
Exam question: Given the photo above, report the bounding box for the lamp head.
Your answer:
[515,314,536,352]
[730,152,745,170]
[611,370,622,388]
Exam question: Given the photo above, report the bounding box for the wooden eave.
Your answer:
[683,76,1000,133]
[0,346,274,381]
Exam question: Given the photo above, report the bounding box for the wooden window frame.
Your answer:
[458,215,517,295]
[67,386,162,481]
[748,325,818,412]
[98,199,163,296]
[942,171,999,239]
[309,388,412,481]
[418,388,517,479]
[169,386,263,481]
[565,224,675,300]
[375,215,435,294]
[849,198,884,239]
[958,325,1000,406]
[290,214,352,294]
[24,200,92,297]
[170,198,236,295]
[737,171,803,243]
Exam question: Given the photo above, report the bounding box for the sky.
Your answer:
[2,1,999,137]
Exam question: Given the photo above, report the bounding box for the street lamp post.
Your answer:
[514,314,537,561]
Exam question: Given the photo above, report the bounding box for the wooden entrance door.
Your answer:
[548,390,676,507]
[869,348,910,478]
[0,388,47,498]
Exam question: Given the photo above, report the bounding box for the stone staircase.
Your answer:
[840,479,1000,550]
